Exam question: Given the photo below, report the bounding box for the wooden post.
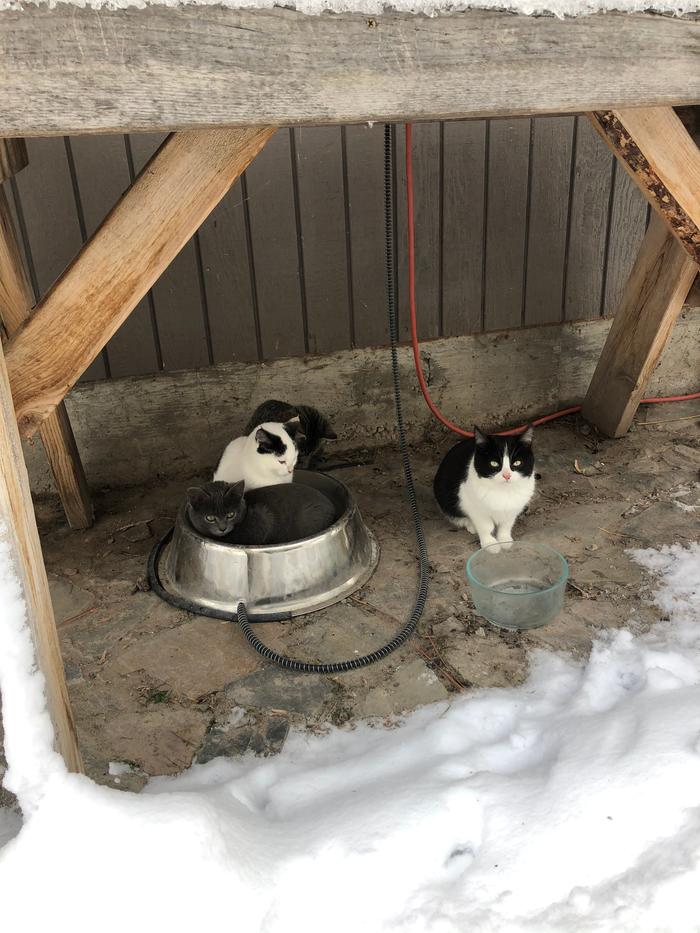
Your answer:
[4,126,275,438]
[581,212,697,437]
[0,334,83,772]
[0,168,93,529]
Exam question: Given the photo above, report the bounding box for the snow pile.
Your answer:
[1,0,700,19]
[1,542,700,932]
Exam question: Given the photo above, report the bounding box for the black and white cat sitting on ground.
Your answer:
[433,426,535,552]
[245,400,337,468]
[186,480,336,546]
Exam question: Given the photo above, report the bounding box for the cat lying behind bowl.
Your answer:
[214,420,304,490]
[186,480,336,546]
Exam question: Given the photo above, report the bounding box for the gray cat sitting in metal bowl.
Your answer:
[186,480,336,546]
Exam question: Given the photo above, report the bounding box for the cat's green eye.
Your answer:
[490,460,499,468]
[226,512,236,520]
[513,460,522,467]
[205,514,216,523]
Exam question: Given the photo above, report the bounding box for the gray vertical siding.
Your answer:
[5,118,649,381]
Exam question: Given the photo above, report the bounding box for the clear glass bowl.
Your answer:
[466,542,568,631]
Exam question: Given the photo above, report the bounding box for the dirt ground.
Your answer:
[3,405,700,798]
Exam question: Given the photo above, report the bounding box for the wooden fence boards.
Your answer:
[10,116,651,375]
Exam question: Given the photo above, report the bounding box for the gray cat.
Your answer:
[186,480,336,546]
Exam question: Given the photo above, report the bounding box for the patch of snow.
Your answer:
[0,528,65,819]
[0,0,699,18]
[1,541,700,931]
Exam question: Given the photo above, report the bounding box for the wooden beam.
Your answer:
[588,108,700,264]
[0,335,83,772]
[4,126,275,438]
[0,138,27,183]
[0,9,699,135]
[581,212,697,438]
[0,186,93,529]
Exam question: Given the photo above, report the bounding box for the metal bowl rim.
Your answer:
[177,470,357,553]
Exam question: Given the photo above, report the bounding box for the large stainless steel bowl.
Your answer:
[162,471,379,617]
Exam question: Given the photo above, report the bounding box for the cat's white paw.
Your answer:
[480,536,500,552]
[465,518,476,534]
[498,540,513,551]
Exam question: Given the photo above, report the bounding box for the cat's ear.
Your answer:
[321,418,338,440]
[282,416,302,439]
[186,486,209,508]
[255,427,276,453]
[519,425,534,445]
[225,480,245,500]
[474,427,488,446]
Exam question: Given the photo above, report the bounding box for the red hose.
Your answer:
[404,123,700,439]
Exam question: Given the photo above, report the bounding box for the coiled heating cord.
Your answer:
[147,123,429,673]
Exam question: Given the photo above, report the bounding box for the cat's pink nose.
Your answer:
[502,471,512,481]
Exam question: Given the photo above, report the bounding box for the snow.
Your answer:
[1,540,700,932]
[0,0,699,18]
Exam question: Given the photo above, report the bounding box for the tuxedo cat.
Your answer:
[433,426,535,551]
[214,421,303,491]
[245,400,337,468]
[186,480,336,546]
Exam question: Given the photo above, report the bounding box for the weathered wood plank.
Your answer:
[442,119,486,337]
[244,130,306,359]
[69,133,161,377]
[589,107,700,265]
[344,124,387,348]
[129,133,212,371]
[12,136,106,381]
[197,176,260,364]
[564,117,614,321]
[582,213,698,437]
[1,9,699,134]
[484,118,530,331]
[524,115,575,326]
[602,160,648,316]
[0,335,83,772]
[293,126,352,355]
[0,186,93,529]
[0,138,27,183]
[5,127,275,437]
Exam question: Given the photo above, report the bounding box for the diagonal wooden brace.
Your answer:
[588,107,700,264]
[582,108,699,437]
[4,126,275,438]
[0,183,93,529]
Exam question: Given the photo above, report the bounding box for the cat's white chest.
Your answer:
[458,463,535,519]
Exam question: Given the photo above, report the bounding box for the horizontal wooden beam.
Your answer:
[5,126,275,437]
[0,9,699,134]
[589,108,700,265]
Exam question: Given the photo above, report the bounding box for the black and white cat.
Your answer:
[433,426,535,551]
[214,421,304,491]
[245,400,337,468]
[186,480,336,545]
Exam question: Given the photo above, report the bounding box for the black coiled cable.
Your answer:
[147,123,430,673]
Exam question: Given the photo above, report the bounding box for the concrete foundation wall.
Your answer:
[25,309,700,494]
